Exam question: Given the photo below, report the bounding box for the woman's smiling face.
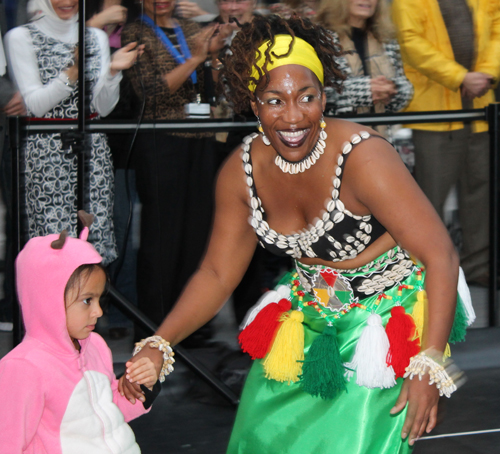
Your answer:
[251,64,326,161]
[50,0,79,20]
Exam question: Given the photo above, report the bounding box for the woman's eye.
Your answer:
[83,298,91,305]
[267,98,282,106]
[302,95,315,102]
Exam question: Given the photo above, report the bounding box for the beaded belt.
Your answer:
[294,246,416,314]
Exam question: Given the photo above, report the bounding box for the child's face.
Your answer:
[65,268,106,346]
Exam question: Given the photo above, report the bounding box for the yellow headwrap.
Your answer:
[248,35,324,92]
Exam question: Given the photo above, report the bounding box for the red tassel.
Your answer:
[238,299,292,359]
[385,306,420,378]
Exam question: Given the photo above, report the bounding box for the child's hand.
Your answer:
[125,357,158,390]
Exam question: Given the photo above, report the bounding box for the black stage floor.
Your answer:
[1,324,498,453]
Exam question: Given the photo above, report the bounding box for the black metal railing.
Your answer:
[7,105,500,405]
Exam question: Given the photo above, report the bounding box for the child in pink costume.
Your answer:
[0,228,160,453]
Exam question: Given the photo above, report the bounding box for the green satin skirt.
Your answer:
[227,260,423,454]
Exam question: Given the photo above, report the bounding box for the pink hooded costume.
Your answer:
[0,230,153,453]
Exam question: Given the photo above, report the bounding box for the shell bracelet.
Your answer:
[403,349,464,398]
[133,335,175,383]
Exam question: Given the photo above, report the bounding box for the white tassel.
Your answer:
[344,313,396,389]
[458,267,476,326]
[239,285,291,330]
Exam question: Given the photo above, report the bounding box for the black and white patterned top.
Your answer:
[15,25,117,264]
[326,34,413,115]
[242,131,387,261]
[25,24,99,118]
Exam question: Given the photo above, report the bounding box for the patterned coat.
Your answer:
[327,33,413,116]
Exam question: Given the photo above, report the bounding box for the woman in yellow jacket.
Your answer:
[392,0,500,285]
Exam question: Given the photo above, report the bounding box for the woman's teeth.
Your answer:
[278,129,309,146]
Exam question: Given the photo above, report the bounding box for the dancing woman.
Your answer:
[122,15,468,453]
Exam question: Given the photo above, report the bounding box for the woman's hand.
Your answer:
[3,92,26,116]
[65,46,79,85]
[87,5,127,30]
[461,72,493,100]
[176,1,209,19]
[118,346,163,403]
[208,23,233,54]
[390,378,440,446]
[191,24,219,64]
[371,75,397,105]
[110,42,144,75]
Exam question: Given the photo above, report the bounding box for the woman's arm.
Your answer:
[86,5,127,30]
[344,133,458,445]
[156,152,258,345]
[5,27,75,117]
[329,45,374,112]
[91,28,122,117]
[384,40,414,112]
[120,149,258,399]
[162,23,219,94]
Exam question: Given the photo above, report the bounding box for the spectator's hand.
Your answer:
[390,377,440,446]
[87,5,128,29]
[3,91,26,116]
[65,46,79,85]
[176,1,209,19]
[191,24,218,63]
[371,75,397,105]
[461,72,493,100]
[110,42,144,75]
[125,357,158,390]
[208,24,233,54]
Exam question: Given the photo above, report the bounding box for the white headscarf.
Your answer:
[26,0,79,43]
[27,0,79,23]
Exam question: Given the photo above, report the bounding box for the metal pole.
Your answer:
[76,0,86,230]
[9,116,23,346]
[107,286,240,405]
[487,103,499,327]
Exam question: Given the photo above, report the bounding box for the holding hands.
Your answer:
[461,71,493,100]
[119,348,163,404]
[124,356,159,393]
[371,75,398,105]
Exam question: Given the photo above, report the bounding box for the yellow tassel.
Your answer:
[443,343,451,360]
[263,310,304,383]
[411,290,427,341]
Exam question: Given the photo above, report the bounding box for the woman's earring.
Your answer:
[257,117,271,146]
[320,116,326,130]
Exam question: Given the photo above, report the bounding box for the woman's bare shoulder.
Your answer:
[326,117,380,140]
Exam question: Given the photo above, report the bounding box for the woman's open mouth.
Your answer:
[278,128,310,147]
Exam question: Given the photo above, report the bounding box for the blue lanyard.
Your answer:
[141,14,197,85]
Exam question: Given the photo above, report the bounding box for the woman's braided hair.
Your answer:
[220,14,346,113]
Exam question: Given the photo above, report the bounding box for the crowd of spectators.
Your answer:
[1,0,499,337]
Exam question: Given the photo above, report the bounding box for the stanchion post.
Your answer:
[487,103,500,327]
[9,116,23,346]
[76,0,87,228]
